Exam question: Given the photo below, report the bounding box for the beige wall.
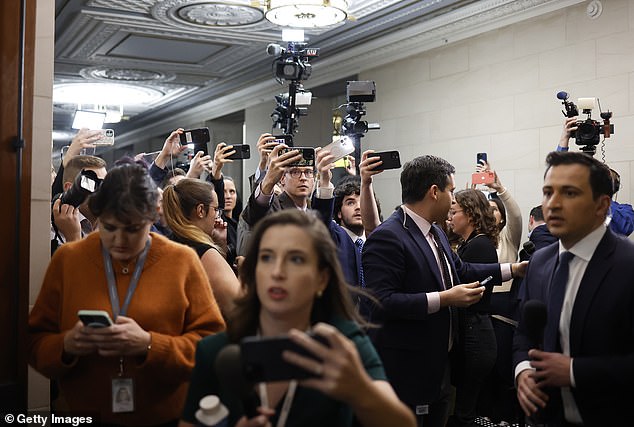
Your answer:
[29,0,54,411]
[247,0,634,244]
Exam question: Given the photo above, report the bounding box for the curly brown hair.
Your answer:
[454,189,499,247]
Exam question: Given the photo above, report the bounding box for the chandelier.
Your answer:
[265,0,349,28]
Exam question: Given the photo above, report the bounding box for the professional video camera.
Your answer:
[557,91,614,156]
[57,169,102,208]
[267,42,319,82]
[337,81,380,169]
[267,41,319,137]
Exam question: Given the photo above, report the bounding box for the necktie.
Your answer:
[429,226,453,289]
[355,238,365,288]
[544,251,574,352]
[429,226,458,347]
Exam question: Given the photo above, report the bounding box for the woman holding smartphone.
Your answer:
[446,189,499,427]
[29,164,225,426]
[180,210,415,427]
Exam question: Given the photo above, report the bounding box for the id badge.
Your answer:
[112,377,135,413]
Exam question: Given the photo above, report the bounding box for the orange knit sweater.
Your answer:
[28,232,226,425]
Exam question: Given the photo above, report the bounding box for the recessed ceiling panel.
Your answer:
[108,35,226,63]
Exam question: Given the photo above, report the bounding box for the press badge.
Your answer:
[112,377,135,413]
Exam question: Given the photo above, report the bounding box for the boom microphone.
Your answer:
[266,43,285,56]
[556,91,570,101]
[523,299,547,350]
[214,344,259,419]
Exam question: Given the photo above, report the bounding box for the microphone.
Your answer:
[556,91,569,101]
[266,43,285,56]
[214,344,260,419]
[519,241,536,260]
[523,299,547,350]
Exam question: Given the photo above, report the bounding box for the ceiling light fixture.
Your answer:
[265,0,349,28]
[54,83,163,106]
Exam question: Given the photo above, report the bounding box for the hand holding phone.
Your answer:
[322,137,355,162]
[369,150,401,171]
[279,147,316,167]
[225,144,251,160]
[240,332,329,382]
[476,152,488,166]
[92,129,115,146]
[472,171,495,185]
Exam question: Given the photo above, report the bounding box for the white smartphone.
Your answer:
[93,129,115,146]
[78,309,113,328]
[323,137,355,162]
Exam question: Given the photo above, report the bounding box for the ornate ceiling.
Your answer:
[53,0,584,151]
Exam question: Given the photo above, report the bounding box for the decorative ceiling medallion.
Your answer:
[80,66,174,82]
[178,2,265,27]
[152,1,265,29]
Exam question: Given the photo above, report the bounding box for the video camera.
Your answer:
[267,41,319,137]
[341,81,380,137]
[557,91,614,156]
[267,42,319,82]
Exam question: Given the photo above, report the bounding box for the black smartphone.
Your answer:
[273,134,293,147]
[370,150,401,171]
[226,144,251,160]
[477,152,488,165]
[240,333,329,382]
[180,127,210,145]
[279,147,316,167]
[78,310,113,328]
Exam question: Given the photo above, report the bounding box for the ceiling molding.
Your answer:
[110,0,584,149]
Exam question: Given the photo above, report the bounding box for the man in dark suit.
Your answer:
[363,155,525,427]
[513,151,634,426]
[527,204,557,252]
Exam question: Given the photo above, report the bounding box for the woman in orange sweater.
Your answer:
[29,163,225,426]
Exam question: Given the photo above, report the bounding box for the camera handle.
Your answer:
[286,80,300,137]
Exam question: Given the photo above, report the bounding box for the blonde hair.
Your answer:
[162,178,221,252]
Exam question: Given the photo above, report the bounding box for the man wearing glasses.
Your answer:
[239,143,361,289]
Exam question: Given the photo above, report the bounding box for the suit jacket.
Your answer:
[362,207,503,406]
[530,224,557,252]
[513,229,634,426]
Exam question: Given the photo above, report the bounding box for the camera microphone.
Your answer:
[522,299,547,350]
[266,43,285,56]
[215,344,259,419]
[556,91,570,101]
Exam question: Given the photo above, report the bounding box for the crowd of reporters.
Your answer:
[33,114,634,426]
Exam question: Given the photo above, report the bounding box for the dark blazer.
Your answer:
[513,229,634,426]
[362,207,503,406]
[529,224,557,252]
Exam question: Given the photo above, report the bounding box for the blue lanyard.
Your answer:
[101,239,151,318]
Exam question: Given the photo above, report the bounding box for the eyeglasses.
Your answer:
[210,205,224,219]
[448,209,463,216]
[287,168,315,179]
